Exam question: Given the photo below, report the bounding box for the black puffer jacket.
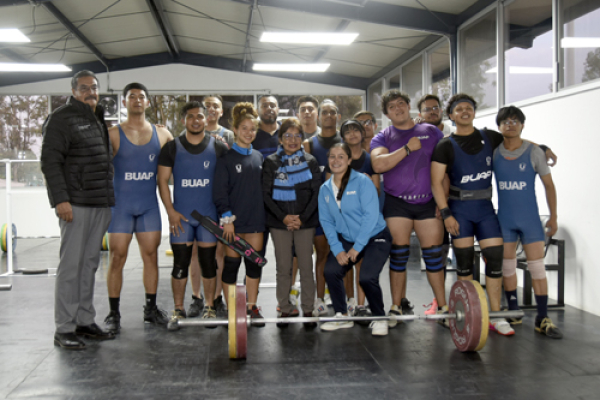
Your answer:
[262,150,321,230]
[41,96,115,208]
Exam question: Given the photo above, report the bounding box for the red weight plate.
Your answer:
[448,280,489,352]
[235,284,248,359]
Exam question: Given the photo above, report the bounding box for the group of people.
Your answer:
[41,70,562,350]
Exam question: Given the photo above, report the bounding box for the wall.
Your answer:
[474,84,600,315]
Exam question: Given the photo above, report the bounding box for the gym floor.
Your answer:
[0,237,598,400]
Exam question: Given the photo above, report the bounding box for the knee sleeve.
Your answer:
[389,244,409,272]
[422,245,444,272]
[454,246,475,277]
[222,256,242,284]
[527,258,546,280]
[482,245,504,278]
[502,258,517,277]
[171,244,193,280]
[244,259,262,280]
[198,246,217,279]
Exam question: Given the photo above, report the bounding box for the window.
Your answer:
[428,41,452,109]
[368,80,383,126]
[460,10,497,109]
[504,0,553,103]
[401,55,423,109]
[144,95,187,136]
[560,0,600,88]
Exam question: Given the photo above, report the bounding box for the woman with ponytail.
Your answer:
[213,102,266,325]
[262,118,322,328]
[318,143,392,336]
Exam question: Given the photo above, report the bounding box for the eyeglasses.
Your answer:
[358,120,373,127]
[77,85,99,93]
[282,133,303,141]
[500,119,520,126]
[421,106,440,113]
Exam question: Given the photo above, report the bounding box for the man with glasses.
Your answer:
[353,111,378,152]
[297,95,321,138]
[370,89,447,328]
[42,70,115,349]
[415,94,454,137]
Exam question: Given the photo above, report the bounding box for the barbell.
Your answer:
[169,280,524,358]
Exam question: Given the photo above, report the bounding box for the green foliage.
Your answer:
[146,95,186,137]
[583,48,600,82]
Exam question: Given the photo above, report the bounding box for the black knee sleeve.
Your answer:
[389,244,409,272]
[222,256,242,284]
[198,245,217,279]
[454,246,475,277]
[482,245,504,278]
[422,245,444,272]
[171,244,193,280]
[244,258,262,280]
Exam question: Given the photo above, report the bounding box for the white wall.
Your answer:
[474,84,600,316]
[0,63,365,96]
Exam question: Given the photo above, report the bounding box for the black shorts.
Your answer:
[383,195,437,220]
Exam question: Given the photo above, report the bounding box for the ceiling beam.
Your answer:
[42,2,110,68]
[224,0,457,35]
[456,0,497,26]
[241,0,256,72]
[312,19,351,63]
[145,0,180,59]
[0,48,30,63]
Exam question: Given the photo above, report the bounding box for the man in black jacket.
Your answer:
[41,70,115,350]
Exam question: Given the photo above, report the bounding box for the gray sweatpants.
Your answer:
[55,205,111,333]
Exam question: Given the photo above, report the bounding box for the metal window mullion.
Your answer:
[554,0,562,91]
[497,3,505,108]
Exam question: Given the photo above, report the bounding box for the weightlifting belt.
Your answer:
[449,186,493,201]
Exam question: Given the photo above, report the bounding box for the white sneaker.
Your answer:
[289,285,300,307]
[347,297,357,315]
[388,304,402,328]
[490,318,515,336]
[320,312,354,331]
[314,298,328,316]
[370,320,388,336]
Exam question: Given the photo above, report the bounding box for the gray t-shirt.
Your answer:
[497,141,550,176]
[206,126,234,147]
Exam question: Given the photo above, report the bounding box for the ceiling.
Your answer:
[0,0,497,90]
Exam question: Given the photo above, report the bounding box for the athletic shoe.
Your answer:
[354,305,371,327]
[167,309,186,331]
[320,312,354,331]
[143,305,169,325]
[247,305,265,328]
[347,297,357,315]
[289,285,300,307]
[535,317,563,339]
[370,320,388,336]
[388,305,402,328]
[489,318,515,336]
[401,298,414,316]
[187,296,204,318]
[202,306,217,329]
[214,295,227,318]
[54,332,86,350]
[315,298,328,316]
[277,312,290,328]
[324,287,332,306]
[303,311,317,329]
[437,305,450,329]
[104,310,121,334]
[276,304,300,317]
[75,323,115,340]
[423,298,438,316]
[503,307,523,325]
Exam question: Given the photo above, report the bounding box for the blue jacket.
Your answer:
[318,169,387,256]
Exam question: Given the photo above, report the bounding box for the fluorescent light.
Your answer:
[0,63,71,72]
[260,32,358,45]
[486,66,552,74]
[0,29,30,42]
[561,37,600,48]
[253,63,330,72]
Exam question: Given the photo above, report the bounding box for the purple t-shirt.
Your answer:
[370,123,443,204]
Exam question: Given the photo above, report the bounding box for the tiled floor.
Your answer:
[0,237,597,399]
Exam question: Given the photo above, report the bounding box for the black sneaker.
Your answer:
[167,308,186,331]
[277,312,290,328]
[401,298,414,316]
[187,296,204,318]
[104,310,121,334]
[303,311,317,329]
[54,332,86,350]
[202,306,217,329]
[535,317,563,339]
[503,307,523,325]
[144,305,169,325]
[214,295,227,318]
[75,323,115,341]
[247,305,265,328]
[355,306,371,327]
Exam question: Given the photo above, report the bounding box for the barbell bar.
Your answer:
[169,280,525,358]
